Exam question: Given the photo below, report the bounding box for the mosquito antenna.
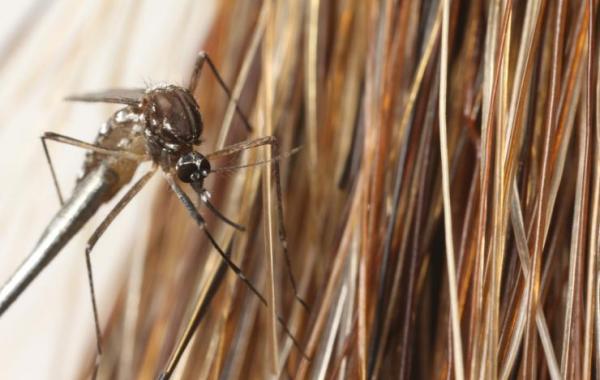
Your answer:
[210,146,302,174]
[164,174,309,359]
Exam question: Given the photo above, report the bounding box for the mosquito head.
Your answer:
[143,85,203,149]
[176,151,211,186]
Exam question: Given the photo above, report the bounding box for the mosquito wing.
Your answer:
[65,88,146,106]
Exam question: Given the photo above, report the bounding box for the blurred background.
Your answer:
[1,1,599,380]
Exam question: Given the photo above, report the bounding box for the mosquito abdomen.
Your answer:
[0,164,118,315]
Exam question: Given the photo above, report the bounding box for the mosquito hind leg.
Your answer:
[206,136,310,312]
[40,131,147,207]
[82,168,156,378]
[40,136,65,205]
[188,51,252,132]
[41,131,148,207]
[42,131,146,161]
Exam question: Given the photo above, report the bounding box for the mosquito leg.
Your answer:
[41,131,147,207]
[188,51,252,132]
[206,136,310,312]
[83,168,156,377]
[40,136,65,205]
[42,131,146,161]
[164,173,308,358]
[166,174,265,301]
[159,240,233,380]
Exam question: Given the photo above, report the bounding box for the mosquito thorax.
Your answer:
[142,85,203,159]
[176,151,211,184]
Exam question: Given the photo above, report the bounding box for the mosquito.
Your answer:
[0,51,308,377]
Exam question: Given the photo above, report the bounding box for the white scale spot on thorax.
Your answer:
[116,109,142,124]
[115,110,128,123]
[117,138,131,148]
[132,124,143,133]
[163,118,173,133]
[99,122,110,135]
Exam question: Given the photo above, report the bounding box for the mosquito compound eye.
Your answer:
[176,152,211,183]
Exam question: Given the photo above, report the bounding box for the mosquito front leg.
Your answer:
[164,173,308,357]
[82,168,155,377]
[206,136,310,312]
[165,173,263,298]
[188,51,252,132]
